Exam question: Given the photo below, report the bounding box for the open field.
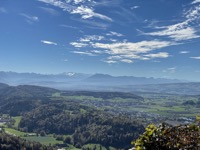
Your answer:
[5,127,26,136]
[12,116,21,128]
[4,127,63,146]
[24,136,63,145]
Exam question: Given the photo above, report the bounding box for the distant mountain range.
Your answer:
[0,71,200,95]
[0,71,184,86]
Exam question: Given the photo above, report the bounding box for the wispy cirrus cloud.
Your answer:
[38,0,112,21]
[145,27,199,41]
[131,6,140,10]
[71,35,174,63]
[72,51,96,56]
[71,5,112,21]
[144,4,200,41]
[38,0,74,11]
[104,60,118,64]
[92,40,174,55]
[163,67,177,74]
[80,35,104,42]
[70,42,88,48]
[106,31,124,37]
[120,59,133,63]
[144,52,169,59]
[69,1,200,64]
[39,6,59,15]
[59,24,78,29]
[41,40,57,45]
[190,56,200,59]
[179,51,190,54]
[20,13,39,24]
[192,0,200,4]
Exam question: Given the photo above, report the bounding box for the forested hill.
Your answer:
[0,83,145,149]
[0,85,58,99]
[62,91,144,100]
[0,83,9,90]
[19,101,144,149]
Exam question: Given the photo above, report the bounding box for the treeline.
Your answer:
[182,98,200,108]
[0,132,53,150]
[0,98,51,116]
[19,102,144,149]
[0,85,57,100]
[62,91,144,100]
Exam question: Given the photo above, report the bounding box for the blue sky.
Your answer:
[0,0,200,81]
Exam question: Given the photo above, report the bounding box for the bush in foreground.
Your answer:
[132,123,200,150]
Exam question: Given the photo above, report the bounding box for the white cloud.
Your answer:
[39,7,59,15]
[152,60,161,63]
[110,39,118,42]
[120,59,133,63]
[144,52,169,58]
[64,59,68,62]
[145,26,199,41]
[59,24,78,29]
[71,37,174,63]
[185,5,200,20]
[92,40,174,55]
[77,18,109,29]
[190,56,200,59]
[38,0,73,11]
[104,60,117,64]
[144,4,200,41]
[98,44,169,63]
[20,13,39,23]
[179,51,190,54]
[41,40,57,45]
[38,0,112,21]
[192,0,200,4]
[131,6,140,10]
[73,0,92,4]
[71,5,112,21]
[90,50,105,54]
[80,35,104,42]
[70,42,88,48]
[163,67,176,74]
[20,13,39,24]
[105,55,134,64]
[106,31,124,37]
[73,51,96,56]
[74,0,84,4]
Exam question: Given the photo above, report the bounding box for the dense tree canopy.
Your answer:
[19,102,144,149]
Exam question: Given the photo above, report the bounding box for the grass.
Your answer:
[4,127,63,146]
[12,116,21,128]
[66,145,81,150]
[52,92,61,97]
[24,136,63,145]
[5,127,26,136]
[83,144,107,150]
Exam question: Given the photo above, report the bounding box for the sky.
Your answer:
[0,0,200,81]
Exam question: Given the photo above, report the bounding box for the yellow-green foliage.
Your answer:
[132,124,156,150]
[132,123,200,150]
[196,115,200,122]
